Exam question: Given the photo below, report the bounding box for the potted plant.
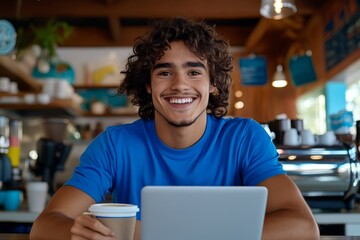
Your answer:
[16,19,73,59]
[15,19,76,84]
[16,19,73,73]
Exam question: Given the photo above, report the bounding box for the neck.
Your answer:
[154,113,207,149]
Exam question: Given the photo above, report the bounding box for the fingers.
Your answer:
[70,214,115,240]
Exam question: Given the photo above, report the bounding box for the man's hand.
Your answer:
[70,214,116,240]
[30,186,116,240]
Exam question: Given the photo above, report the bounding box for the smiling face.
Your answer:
[149,41,215,128]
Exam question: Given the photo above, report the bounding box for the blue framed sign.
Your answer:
[288,54,317,86]
[239,56,268,86]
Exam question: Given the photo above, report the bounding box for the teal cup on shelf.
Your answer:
[2,190,23,211]
[0,191,5,205]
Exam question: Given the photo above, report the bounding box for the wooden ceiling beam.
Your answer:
[103,0,115,5]
[108,16,122,42]
[245,15,305,54]
[63,24,252,47]
[1,0,325,48]
[1,0,320,19]
[244,19,269,53]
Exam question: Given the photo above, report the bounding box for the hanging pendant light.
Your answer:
[260,0,297,20]
[272,64,287,88]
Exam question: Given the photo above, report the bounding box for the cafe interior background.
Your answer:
[0,0,360,235]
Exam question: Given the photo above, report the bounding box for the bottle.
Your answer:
[84,63,93,86]
[82,124,91,141]
[7,120,23,187]
[7,120,22,168]
[356,120,360,161]
[92,122,103,138]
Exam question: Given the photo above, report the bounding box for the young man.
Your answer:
[30,18,319,240]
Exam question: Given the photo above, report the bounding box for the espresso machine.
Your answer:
[267,118,360,210]
[31,118,72,195]
[278,144,360,210]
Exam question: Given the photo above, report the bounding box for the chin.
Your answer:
[168,120,195,127]
[155,107,207,127]
[166,115,200,127]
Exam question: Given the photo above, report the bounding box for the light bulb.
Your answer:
[260,0,297,20]
[272,64,287,88]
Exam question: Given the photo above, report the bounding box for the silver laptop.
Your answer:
[141,186,268,240]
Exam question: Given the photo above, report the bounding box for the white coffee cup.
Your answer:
[23,93,36,104]
[91,101,107,115]
[0,77,10,92]
[26,181,49,212]
[300,129,318,146]
[283,128,301,146]
[319,131,338,146]
[9,82,18,94]
[42,78,57,98]
[87,203,139,240]
[55,79,73,99]
[37,93,51,104]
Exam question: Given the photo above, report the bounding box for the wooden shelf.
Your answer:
[0,99,82,118]
[0,92,25,97]
[0,56,83,117]
[73,84,119,90]
[80,110,138,117]
[0,57,133,118]
[0,56,42,92]
[73,84,137,118]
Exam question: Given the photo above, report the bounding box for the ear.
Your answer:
[146,84,151,94]
[209,85,219,96]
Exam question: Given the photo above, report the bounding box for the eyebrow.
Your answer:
[152,61,206,70]
[153,62,173,70]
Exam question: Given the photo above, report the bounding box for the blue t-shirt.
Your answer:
[65,115,285,219]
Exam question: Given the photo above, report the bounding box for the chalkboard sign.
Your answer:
[238,56,268,86]
[324,1,360,70]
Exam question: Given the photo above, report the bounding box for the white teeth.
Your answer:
[169,98,193,104]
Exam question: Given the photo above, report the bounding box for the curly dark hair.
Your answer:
[118,17,233,120]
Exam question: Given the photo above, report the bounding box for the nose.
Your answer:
[170,73,190,91]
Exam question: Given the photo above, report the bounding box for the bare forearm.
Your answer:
[262,209,320,240]
[30,212,74,240]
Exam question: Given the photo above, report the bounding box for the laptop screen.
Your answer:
[141,186,267,240]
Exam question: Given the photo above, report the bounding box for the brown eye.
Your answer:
[188,71,201,76]
[158,71,171,77]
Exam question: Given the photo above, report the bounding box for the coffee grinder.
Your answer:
[31,118,72,195]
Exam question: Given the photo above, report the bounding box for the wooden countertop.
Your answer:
[0,210,39,223]
[0,234,29,240]
[0,234,358,240]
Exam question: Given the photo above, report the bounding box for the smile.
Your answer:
[168,98,193,104]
